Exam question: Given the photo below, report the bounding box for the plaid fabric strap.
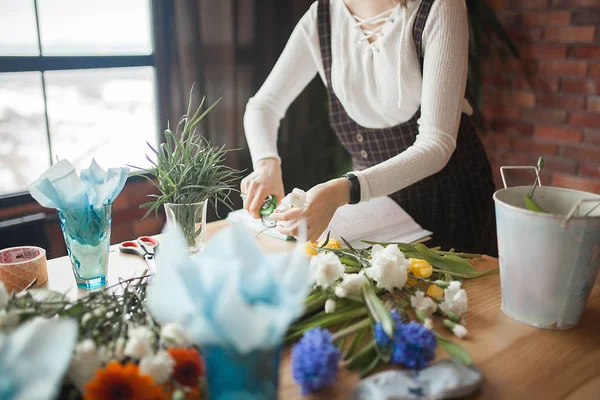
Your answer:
[412,0,436,73]
[317,0,333,88]
[317,0,436,79]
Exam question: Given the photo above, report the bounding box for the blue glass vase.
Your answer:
[203,345,281,400]
[57,204,112,290]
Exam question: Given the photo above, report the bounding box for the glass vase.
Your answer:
[203,345,281,400]
[57,204,112,290]
[164,201,208,253]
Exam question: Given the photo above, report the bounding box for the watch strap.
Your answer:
[343,173,361,205]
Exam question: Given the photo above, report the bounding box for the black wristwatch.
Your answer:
[343,173,361,204]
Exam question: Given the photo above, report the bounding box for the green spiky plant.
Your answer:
[130,85,242,248]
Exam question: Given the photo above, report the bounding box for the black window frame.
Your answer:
[0,0,158,209]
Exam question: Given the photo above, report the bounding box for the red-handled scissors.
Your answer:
[118,236,158,273]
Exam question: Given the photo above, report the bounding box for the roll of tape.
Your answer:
[0,246,48,293]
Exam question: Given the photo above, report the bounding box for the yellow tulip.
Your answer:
[406,277,418,287]
[318,238,341,249]
[427,284,445,298]
[305,242,318,256]
[410,258,433,279]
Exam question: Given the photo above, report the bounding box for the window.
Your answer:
[0,0,158,197]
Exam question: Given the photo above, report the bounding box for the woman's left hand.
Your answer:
[270,178,350,242]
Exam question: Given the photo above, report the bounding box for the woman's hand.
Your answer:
[240,158,285,219]
[271,178,350,242]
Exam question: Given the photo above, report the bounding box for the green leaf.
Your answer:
[339,255,360,268]
[24,288,69,303]
[359,354,381,377]
[525,195,546,213]
[436,334,472,365]
[285,307,369,343]
[347,341,378,371]
[362,285,394,338]
[414,244,481,278]
[343,327,369,360]
[340,236,358,255]
[319,231,331,248]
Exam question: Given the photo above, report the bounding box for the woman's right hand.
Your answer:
[240,158,285,219]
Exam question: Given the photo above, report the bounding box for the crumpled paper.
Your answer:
[350,360,482,400]
[29,159,128,210]
[0,317,78,400]
[147,223,312,354]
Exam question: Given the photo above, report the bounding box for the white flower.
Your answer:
[160,322,192,348]
[423,318,434,330]
[75,339,96,357]
[124,337,153,359]
[67,339,102,392]
[325,299,336,314]
[128,326,155,343]
[452,324,468,339]
[334,271,368,298]
[289,188,309,208]
[439,281,468,316]
[283,188,308,209]
[139,350,175,384]
[0,281,8,309]
[97,346,112,362]
[364,244,410,291]
[0,309,20,329]
[410,290,438,317]
[172,390,186,400]
[124,328,154,359]
[310,252,344,288]
[114,337,126,360]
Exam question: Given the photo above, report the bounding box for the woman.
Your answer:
[240,0,497,255]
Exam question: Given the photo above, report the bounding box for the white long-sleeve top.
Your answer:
[243,0,472,201]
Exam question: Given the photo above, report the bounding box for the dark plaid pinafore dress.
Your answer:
[318,0,498,255]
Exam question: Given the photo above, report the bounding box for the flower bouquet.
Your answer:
[288,234,497,395]
[0,277,206,400]
[130,85,242,252]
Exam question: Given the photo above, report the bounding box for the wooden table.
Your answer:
[45,221,600,400]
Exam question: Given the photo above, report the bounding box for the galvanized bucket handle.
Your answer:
[500,165,599,225]
[500,166,541,189]
[563,199,600,226]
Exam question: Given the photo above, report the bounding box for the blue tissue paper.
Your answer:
[147,223,312,354]
[0,317,78,400]
[29,158,128,210]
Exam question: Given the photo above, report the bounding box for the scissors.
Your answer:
[259,195,278,228]
[118,236,158,273]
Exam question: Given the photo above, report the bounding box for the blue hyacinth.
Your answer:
[391,321,437,369]
[374,310,437,370]
[374,309,404,348]
[291,327,341,395]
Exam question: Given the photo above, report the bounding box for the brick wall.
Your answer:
[482,0,600,194]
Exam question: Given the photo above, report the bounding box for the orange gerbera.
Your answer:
[84,361,167,400]
[168,348,205,387]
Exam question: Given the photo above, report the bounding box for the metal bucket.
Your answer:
[493,166,600,329]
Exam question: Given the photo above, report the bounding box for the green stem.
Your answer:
[332,318,371,342]
[431,267,498,279]
[433,251,482,259]
[304,294,328,314]
[320,247,370,262]
[285,307,368,342]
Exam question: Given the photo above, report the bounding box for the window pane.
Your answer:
[37,0,152,56]
[0,72,50,196]
[0,0,39,56]
[45,67,158,174]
